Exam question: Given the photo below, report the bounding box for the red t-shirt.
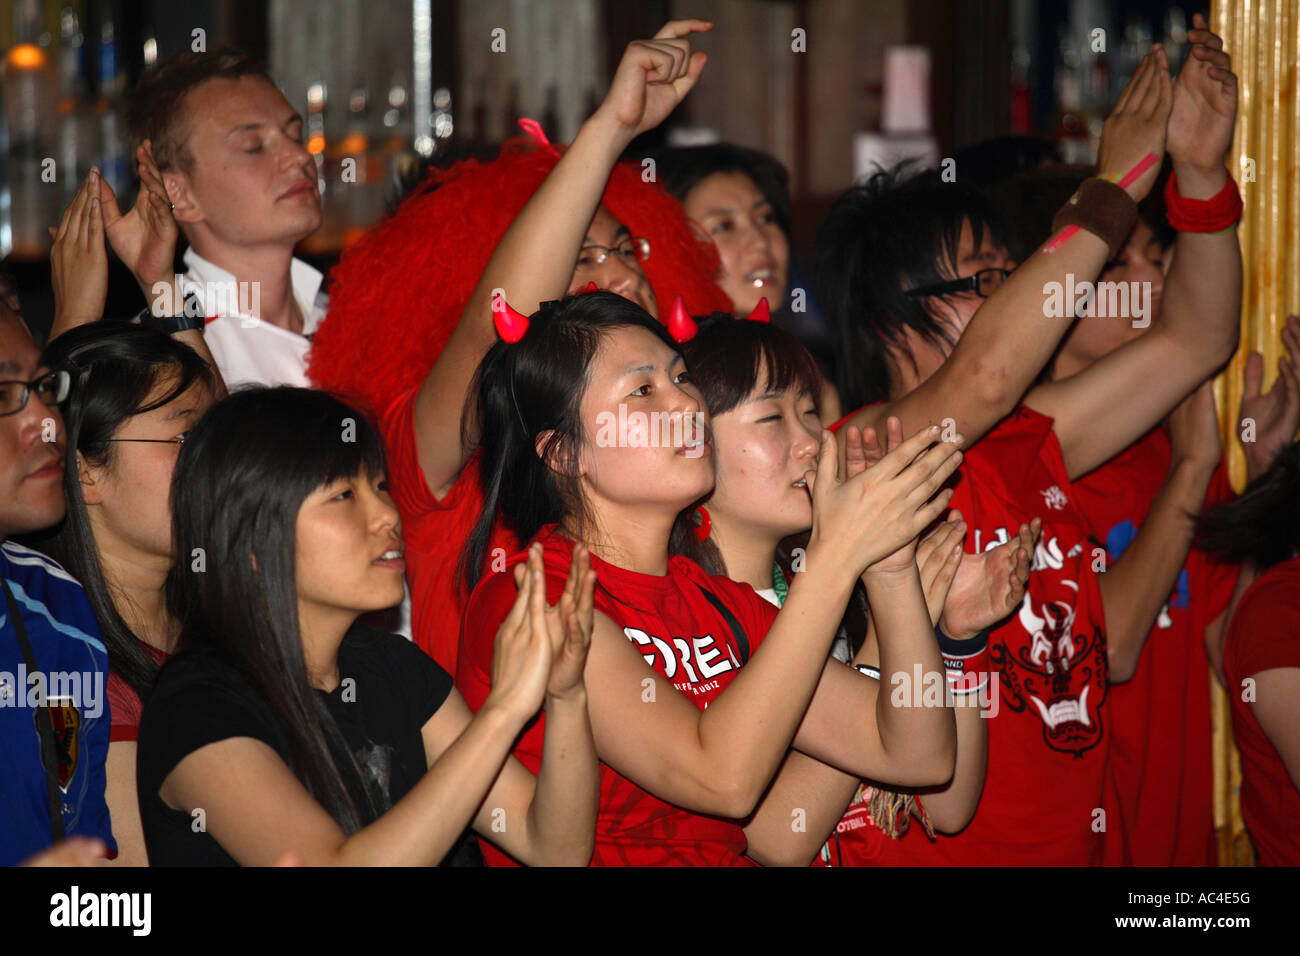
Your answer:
[456,525,779,866]
[831,404,1112,865]
[380,386,519,672]
[106,642,171,743]
[1071,428,1237,866]
[1224,556,1300,865]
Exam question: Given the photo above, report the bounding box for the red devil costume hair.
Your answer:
[307,129,731,672]
[308,133,732,416]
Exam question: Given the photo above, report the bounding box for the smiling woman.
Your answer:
[456,290,962,867]
[654,144,792,317]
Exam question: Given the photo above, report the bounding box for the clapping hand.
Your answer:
[100,141,179,306]
[939,519,1038,639]
[1239,315,1300,481]
[49,168,108,335]
[807,418,963,577]
[543,543,597,702]
[1097,44,1173,201]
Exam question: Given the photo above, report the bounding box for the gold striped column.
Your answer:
[1210,0,1300,867]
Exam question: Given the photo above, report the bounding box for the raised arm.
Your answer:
[585,427,960,820]
[1100,383,1220,681]
[106,141,227,394]
[414,20,711,497]
[423,545,600,865]
[843,51,1170,450]
[783,501,1033,825]
[1027,20,1241,478]
[1238,315,1300,483]
[49,170,109,341]
[161,546,595,866]
[50,152,227,394]
[744,502,1033,864]
[743,509,966,867]
[783,422,959,784]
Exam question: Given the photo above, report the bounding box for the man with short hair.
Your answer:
[103,48,325,388]
[0,289,115,865]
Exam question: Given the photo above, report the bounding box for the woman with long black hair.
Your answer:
[137,387,599,865]
[456,291,963,866]
[38,324,217,865]
[1200,443,1300,865]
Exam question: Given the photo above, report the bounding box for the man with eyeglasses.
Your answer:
[905,267,1014,301]
[0,290,116,866]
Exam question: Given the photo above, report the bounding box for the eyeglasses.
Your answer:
[0,370,71,417]
[575,236,650,271]
[905,267,1013,299]
[104,433,188,447]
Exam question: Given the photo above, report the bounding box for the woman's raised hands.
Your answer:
[544,543,597,702]
[805,417,963,579]
[1166,13,1239,173]
[100,141,179,307]
[49,168,108,336]
[1097,44,1173,201]
[593,20,712,145]
[485,543,597,724]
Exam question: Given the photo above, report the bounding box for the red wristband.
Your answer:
[1163,169,1242,233]
[943,644,990,697]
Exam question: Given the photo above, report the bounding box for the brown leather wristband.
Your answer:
[1049,177,1139,259]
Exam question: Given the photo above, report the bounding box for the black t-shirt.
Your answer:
[137,623,454,866]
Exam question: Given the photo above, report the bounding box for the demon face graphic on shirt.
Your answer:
[990,583,1108,757]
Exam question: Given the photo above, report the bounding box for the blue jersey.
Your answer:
[0,541,115,865]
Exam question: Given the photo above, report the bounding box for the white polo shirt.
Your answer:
[181,247,328,389]
[178,250,412,640]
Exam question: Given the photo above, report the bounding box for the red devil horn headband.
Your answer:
[492,293,530,343]
[667,294,699,343]
[748,297,771,323]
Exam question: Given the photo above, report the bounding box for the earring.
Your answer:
[692,506,712,542]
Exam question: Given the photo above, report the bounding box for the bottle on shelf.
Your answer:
[470,75,488,148]
[1162,8,1189,74]
[504,79,520,145]
[56,5,94,210]
[542,85,559,141]
[94,17,130,200]
[328,81,384,248]
[3,0,59,258]
[382,78,420,207]
[1010,44,1033,137]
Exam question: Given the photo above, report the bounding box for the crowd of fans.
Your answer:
[4,14,1297,868]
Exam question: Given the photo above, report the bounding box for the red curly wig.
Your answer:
[307,134,732,416]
